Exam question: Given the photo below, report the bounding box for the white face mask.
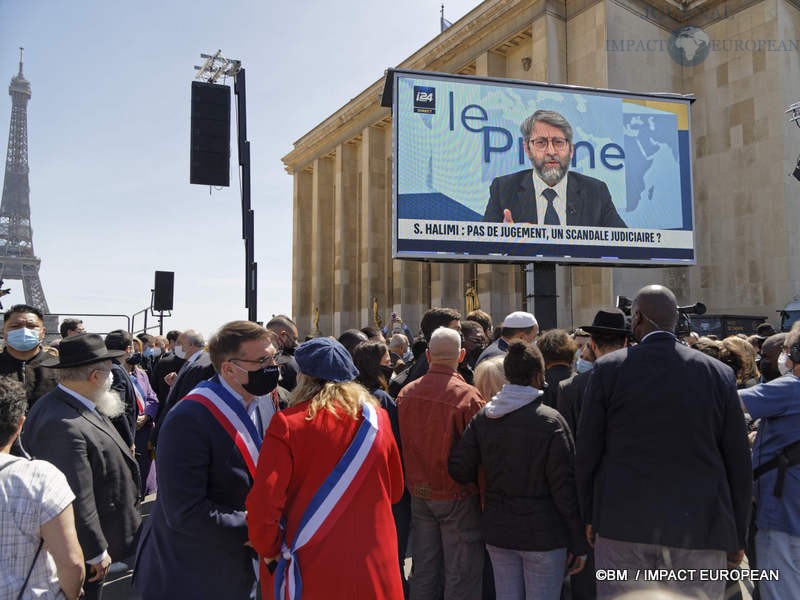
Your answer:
[777,351,791,376]
[174,344,186,359]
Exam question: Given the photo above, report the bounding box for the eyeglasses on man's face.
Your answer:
[529,137,569,152]
[229,353,281,370]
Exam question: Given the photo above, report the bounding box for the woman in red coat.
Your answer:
[247,337,405,600]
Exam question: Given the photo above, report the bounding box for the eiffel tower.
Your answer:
[0,49,54,325]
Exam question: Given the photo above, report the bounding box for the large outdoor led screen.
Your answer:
[390,69,696,265]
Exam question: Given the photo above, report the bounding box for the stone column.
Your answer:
[312,156,334,336]
[360,125,387,328]
[334,142,359,335]
[429,262,464,311]
[293,170,313,337]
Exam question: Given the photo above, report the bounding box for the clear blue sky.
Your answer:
[0,0,479,338]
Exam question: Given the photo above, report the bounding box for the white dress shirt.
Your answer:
[532,170,569,225]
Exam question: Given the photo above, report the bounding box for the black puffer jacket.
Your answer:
[449,384,588,554]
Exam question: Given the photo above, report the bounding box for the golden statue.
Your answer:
[465,283,480,313]
[372,297,383,330]
[312,306,320,335]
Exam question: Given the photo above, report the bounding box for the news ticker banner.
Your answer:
[390,69,696,265]
[397,219,694,262]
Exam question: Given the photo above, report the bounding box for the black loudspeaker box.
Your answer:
[190,81,231,186]
[153,271,175,312]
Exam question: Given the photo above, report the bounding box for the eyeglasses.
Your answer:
[529,137,569,152]
[229,353,280,369]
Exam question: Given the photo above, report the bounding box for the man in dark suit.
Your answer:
[266,314,300,391]
[576,285,752,600]
[482,109,626,228]
[557,309,628,438]
[556,308,627,600]
[537,328,577,409]
[149,329,184,403]
[152,329,214,445]
[134,321,281,599]
[22,333,141,600]
[104,329,139,451]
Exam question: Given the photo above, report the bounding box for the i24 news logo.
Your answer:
[413,86,436,114]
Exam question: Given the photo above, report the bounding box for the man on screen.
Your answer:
[482,109,627,228]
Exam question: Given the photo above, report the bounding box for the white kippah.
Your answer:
[503,311,538,329]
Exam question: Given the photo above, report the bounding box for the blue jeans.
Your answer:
[756,529,800,600]
[485,544,565,600]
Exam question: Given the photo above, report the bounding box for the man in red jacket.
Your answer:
[397,326,485,600]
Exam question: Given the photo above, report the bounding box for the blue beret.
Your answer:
[294,337,360,383]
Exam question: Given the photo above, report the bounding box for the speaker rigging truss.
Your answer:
[191,50,257,323]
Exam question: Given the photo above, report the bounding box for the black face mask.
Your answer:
[126,353,143,366]
[379,364,394,383]
[241,365,280,396]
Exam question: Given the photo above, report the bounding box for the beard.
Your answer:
[93,375,126,418]
[533,153,570,186]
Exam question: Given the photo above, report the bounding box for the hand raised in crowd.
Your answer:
[164,372,178,386]
[502,208,514,224]
[87,553,112,583]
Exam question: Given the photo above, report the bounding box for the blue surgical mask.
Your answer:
[575,358,594,374]
[6,327,41,351]
[143,347,155,358]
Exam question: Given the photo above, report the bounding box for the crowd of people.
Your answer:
[0,286,797,600]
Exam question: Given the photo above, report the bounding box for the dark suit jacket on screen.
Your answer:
[22,386,142,561]
[575,332,752,553]
[482,170,627,228]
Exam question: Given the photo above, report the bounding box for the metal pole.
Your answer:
[235,68,257,323]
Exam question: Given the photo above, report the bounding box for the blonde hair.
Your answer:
[474,355,507,402]
[721,336,760,386]
[289,374,377,421]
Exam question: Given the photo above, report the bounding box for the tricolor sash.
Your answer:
[274,400,381,600]
[129,375,146,415]
[183,377,262,479]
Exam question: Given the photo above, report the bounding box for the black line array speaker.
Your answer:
[153,271,175,312]
[190,81,231,186]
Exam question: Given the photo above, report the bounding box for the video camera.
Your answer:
[616,295,706,337]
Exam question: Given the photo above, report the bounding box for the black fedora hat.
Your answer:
[42,333,126,368]
[582,308,629,335]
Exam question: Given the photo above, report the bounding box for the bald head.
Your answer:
[427,327,464,368]
[632,285,678,335]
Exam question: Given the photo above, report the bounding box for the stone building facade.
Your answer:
[282,0,800,337]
